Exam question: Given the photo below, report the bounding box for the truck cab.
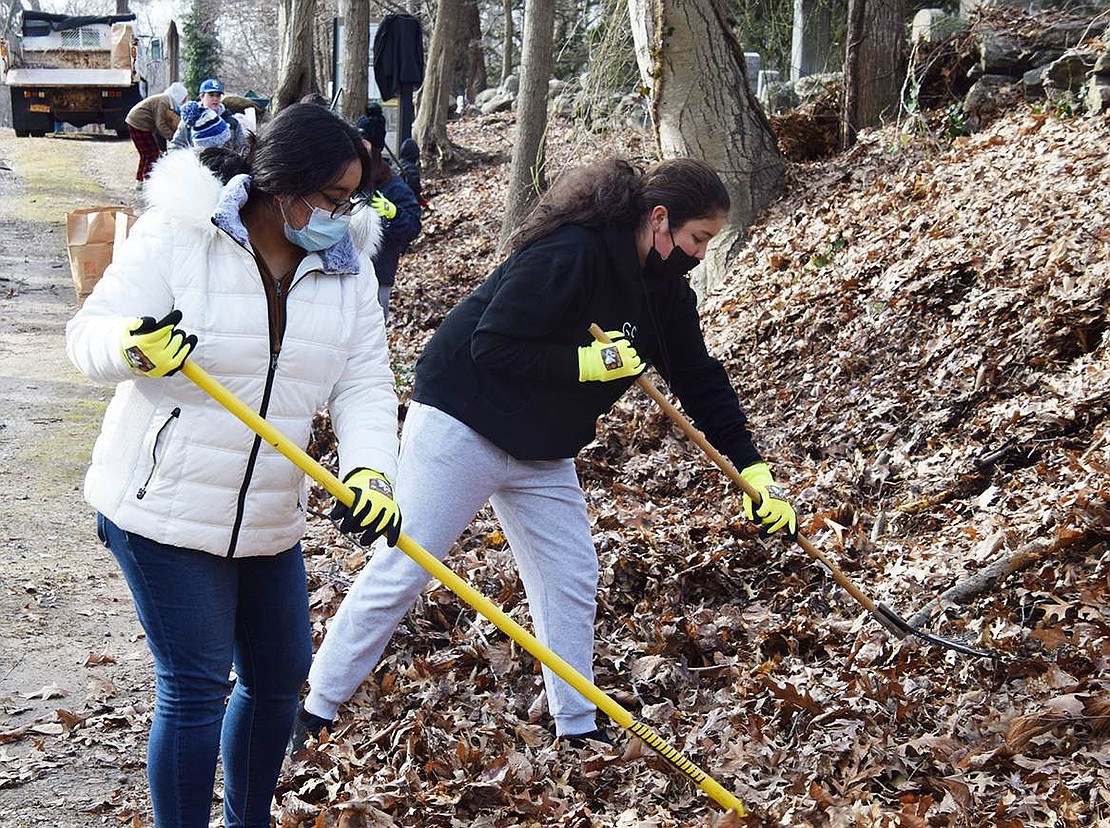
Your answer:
[1,11,146,137]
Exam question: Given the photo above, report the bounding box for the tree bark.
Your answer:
[272,0,316,113]
[498,0,555,246]
[413,0,465,169]
[629,0,785,297]
[841,0,906,149]
[463,0,487,102]
[313,5,333,100]
[340,0,371,119]
[500,0,514,85]
[842,0,864,148]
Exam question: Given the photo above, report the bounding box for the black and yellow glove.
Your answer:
[370,191,397,220]
[120,310,197,378]
[330,467,402,546]
[577,331,645,382]
[740,462,797,538]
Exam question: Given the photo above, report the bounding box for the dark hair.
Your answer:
[300,92,330,107]
[508,157,730,252]
[364,143,394,191]
[356,103,387,149]
[352,103,394,190]
[399,138,420,163]
[199,104,372,196]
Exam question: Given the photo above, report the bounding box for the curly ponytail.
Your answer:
[507,157,730,253]
[507,158,644,252]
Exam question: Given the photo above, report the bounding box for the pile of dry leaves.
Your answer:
[273,101,1109,827]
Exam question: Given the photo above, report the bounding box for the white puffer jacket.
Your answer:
[66,150,396,557]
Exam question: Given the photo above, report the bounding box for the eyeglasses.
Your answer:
[304,191,369,219]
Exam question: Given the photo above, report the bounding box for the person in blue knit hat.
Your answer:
[191,106,231,148]
[172,78,244,151]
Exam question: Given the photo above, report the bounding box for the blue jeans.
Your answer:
[98,515,311,828]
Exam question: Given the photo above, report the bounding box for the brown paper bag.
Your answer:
[110,23,134,69]
[66,207,136,306]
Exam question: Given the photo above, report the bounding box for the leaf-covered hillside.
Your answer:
[279,104,1109,827]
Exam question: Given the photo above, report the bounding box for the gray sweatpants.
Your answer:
[305,402,600,735]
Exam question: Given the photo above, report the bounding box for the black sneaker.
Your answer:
[288,704,333,757]
[563,727,615,748]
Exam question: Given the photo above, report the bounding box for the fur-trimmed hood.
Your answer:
[142,149,383,271]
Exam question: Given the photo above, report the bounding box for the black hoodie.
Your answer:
[412,222,762,469]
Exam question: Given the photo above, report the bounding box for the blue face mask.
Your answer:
[280,199,351,252]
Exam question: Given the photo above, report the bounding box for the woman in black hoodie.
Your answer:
[294,157,796,748]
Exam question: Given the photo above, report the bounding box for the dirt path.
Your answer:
[0,130,155,826]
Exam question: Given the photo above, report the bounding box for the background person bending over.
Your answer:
[65,103,401,828]
[124,81,189,185]
[292,157,796,749]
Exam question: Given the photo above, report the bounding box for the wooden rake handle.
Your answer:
[589,323,877,612]
[591,326,998,659]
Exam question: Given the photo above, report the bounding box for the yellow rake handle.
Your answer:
[180,359,748,817]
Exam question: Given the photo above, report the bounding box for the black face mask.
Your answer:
[643,230,701,279]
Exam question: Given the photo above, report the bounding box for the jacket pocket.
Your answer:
[136,407,181,500]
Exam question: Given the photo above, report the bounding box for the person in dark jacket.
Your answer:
[291,157,796,749]
[396,138,423,205]
[355,104,421,321]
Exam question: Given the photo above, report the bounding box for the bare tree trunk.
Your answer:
[463,0,487,102]
[629,0,785,296]
[498,0,555,245]
[413,0,464,169]
[313,5,333,100]
[340,0,371,119]
[500,0,514,84]
[273,0,316,112]
[841,0,906,149]
[166,21,180,82]
[842,0,864,149]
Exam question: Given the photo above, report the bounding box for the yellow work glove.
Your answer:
[577,331,645,382]
[120,310,197,378]
[740,462,797,538]
[370,191,397,220]
[330,467,402,546]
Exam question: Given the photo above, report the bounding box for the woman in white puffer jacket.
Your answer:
[66,103,400,828]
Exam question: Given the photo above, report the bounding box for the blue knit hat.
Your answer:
[179,100,203,127]
[192,108,230,148]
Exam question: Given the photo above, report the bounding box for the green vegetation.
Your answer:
[181,0,222,97]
